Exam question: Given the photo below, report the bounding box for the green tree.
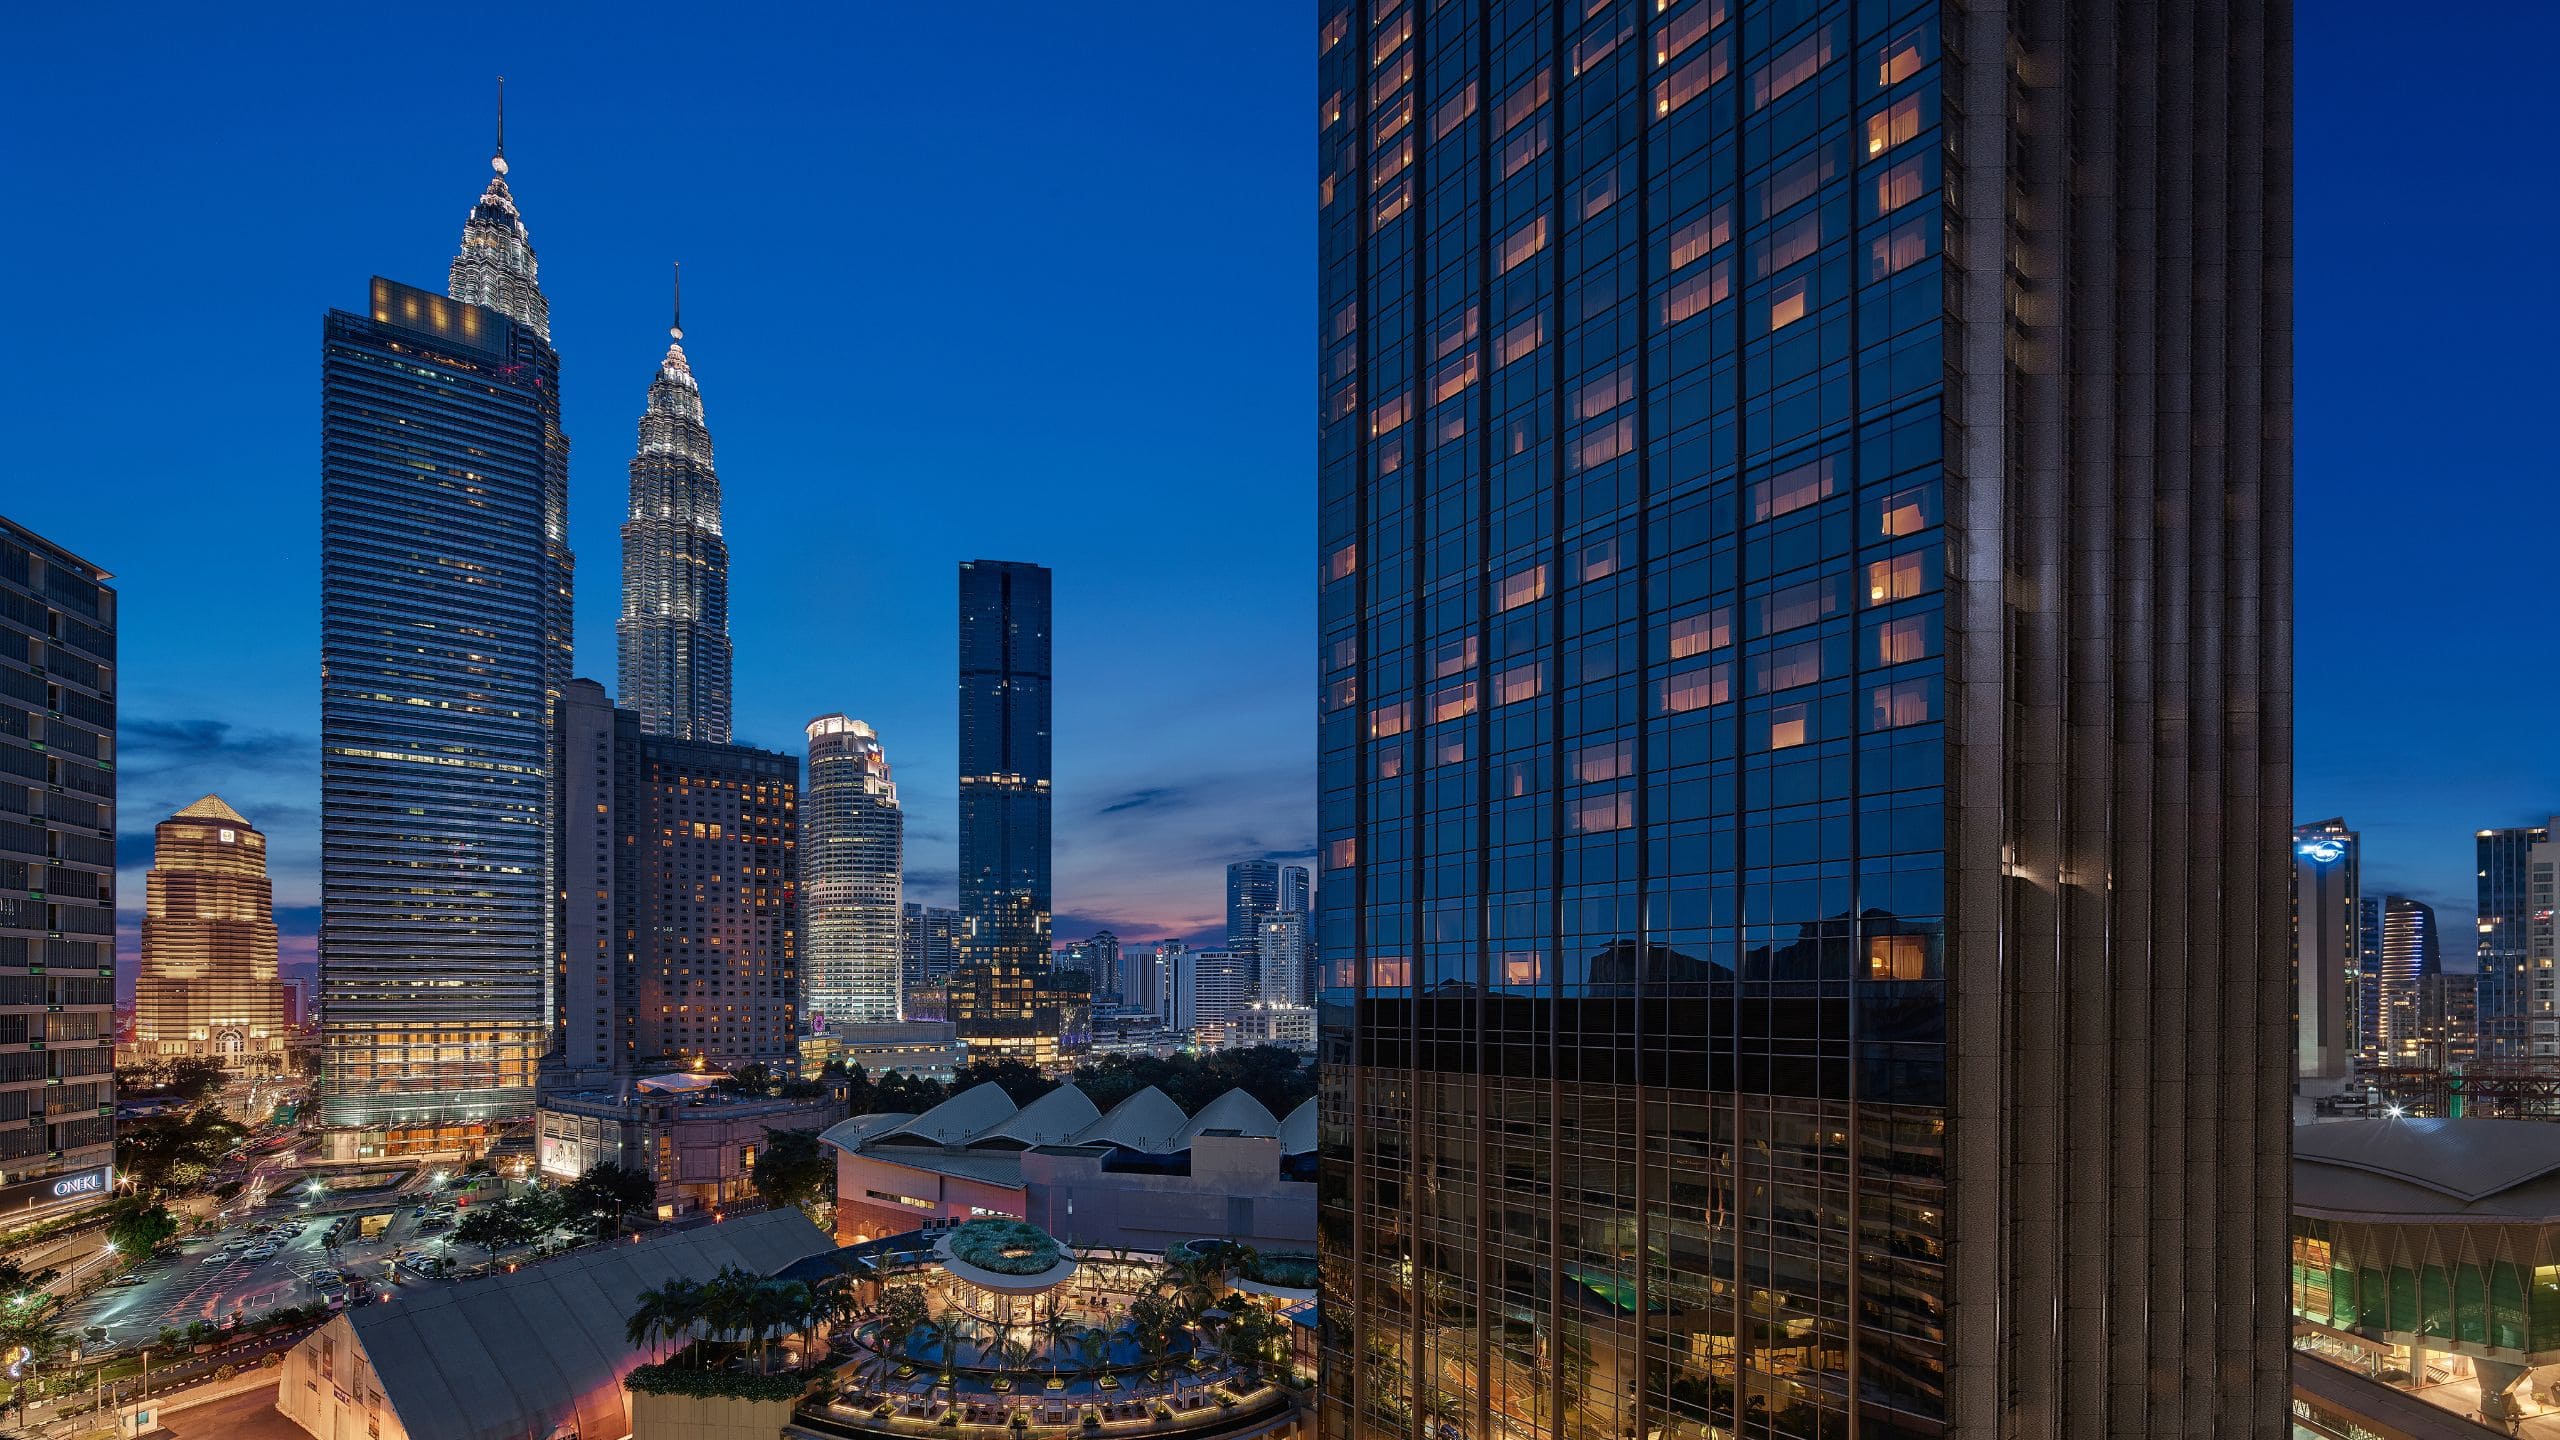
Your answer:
[748,1128,833,1221]
[951,1057,1056,1104]
[116,1106,247,1196]
[104,1200,178,1258]
[0,1258,58,1312]
[563,1162,657,1236]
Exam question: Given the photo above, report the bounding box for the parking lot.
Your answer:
[60,1183,470,1350]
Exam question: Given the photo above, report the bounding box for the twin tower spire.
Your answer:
[444,79,735,745]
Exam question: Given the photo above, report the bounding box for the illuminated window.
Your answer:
[1433,81,1478,141]
[1498,563,1550,611]
[1872,155,1927,218]
[1768,276,1811,330]
[1571,416,1634,472]
[1326,542,1358,582]
[1669,205,1731,269]
[1498,311,1547,367]
[1372,91,1413,145]
[1576,536,1622,582]
[1876,27,1927,87]
[1573,739,1633,783]
[1502,68,1553,132]
[1661,261,1731,326]
[1653,39,1728,116]
[1866,95,1923,157]
[1502,952,1544,986]
[1655,1,1726,69]
[1867,215,1932,281]
[1869,677,1937,730]
[1752,27,1831,110]
[1767,702,1811,749]
[1429,634,1478,678]
[1874,614,1931,665]
[1495,661,1547,705]
[1429,679,1478,723]
[1370,391,1411,437]
[1320,11,1348,54]
[1371,134,1414,191]
[1501,119,1551,179]
[1374,174,1413,225]
[1876,484,1936,537]
[1752,455,1835,522]
[1320,89,1345,129]
[1657,662,1730,714]
[1669,606,1732,658]
[1499,215,1550,275]
[1867,553,1929,604]
[1368,701,1411,739]
[1578,164,1624,219]
[1370,6,1412,67]
[1369,955,1409,986]
[1569,791,1633,834]
[1868,935,1928,980]
[1326,676,1358,711]
[1431,351,1479,403]
[1573,13,1630,75]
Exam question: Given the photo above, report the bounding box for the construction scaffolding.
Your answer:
[2355,1061,2560,1121]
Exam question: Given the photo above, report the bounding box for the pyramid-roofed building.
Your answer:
[1072,1086,1191,1153]
[1177,1088,1280,1145]
[966,1082,1100,1149]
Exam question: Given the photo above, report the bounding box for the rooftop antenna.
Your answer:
[492,76,508,176]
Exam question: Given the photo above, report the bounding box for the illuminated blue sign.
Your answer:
[2297,839,2347,864]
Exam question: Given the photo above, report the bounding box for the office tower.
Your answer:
[1315,4,2294,1436]
[1226,860,1280,958]
[1057,931,1123,1006]
[2533,831,2560,1062]
[2421,969,2479,1069]
[553,680,798,1081]
[956,560,1053,970]
[947,962,1087,1068]
[318,124,571,1153]
[1256,911,1310,1007]
[0,519,116,1217]
[2292,820,2358,1089]
[2477,821,2554,1061]
[803,716,904,1029]
[2374,896,2442,1064]
[616,279,733,744]
[1280,865,1311,914]
[1182,950,1256,1046]
[900,903,962,989]
[135,797,287,1073]
[2356,895,2385,1060]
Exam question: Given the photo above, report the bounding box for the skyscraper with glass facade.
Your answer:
[617,288,733,745]
[318,133,571,1152]
[2292,818,2358,1088]
[1315,3,2293,1436]
[2476,820,2552,1062]
[804,715,904,1029]
[1227,858,1281,957]
[0,518,116,1223]
[956,560,1052,971]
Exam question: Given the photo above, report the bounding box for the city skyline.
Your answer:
[6,4,2557,998]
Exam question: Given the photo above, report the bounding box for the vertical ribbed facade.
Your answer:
[2475,822,2549,1061]
[320,264,570,1146]
[616,328,733,745]
[136,796,286,1072]
[804,715,905,1028]
[1316,2,2291,1437]
[0,519,116,1213]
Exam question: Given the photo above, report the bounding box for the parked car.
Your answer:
[201,1253,229,1266]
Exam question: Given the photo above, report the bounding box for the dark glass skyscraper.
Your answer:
[1227,858,1281,955]
[2475,821,2550,1062]
[1315,4,2293,1437]
[317,136,571,1152]
[0,518,116,1223]
[617,285,734,745]
[956,560,1052,971]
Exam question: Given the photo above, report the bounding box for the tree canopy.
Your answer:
[749,1128,832,1222]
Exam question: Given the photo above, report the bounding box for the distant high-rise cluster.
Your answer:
[136,796,286,1073]
[803,716,904,1029]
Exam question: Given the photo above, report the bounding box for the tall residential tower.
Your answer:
[616,277,733,744]
[804,716,905,1028]
[318,123,571,1153]
[1314,4,2294,1436]
[2476,820,2553,1061]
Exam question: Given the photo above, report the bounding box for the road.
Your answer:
[150,1380,305,1440]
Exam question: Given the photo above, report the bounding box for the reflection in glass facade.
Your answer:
[318,263,570,1143]
[0,518,117,1213]
[1316,4,2293,1437]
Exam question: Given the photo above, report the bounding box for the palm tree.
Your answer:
[1072,1325,1112,1384]
[700,1269,756,1369]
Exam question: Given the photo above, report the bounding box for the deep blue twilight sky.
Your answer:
[3,4,2555,990]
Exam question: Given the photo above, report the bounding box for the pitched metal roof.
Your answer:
[326,1209,831,1440]
[1178,1089,1281,1145]
[871,1081,1017,1145]
[1278,1098,1317,1157]
[968,1083,1100,1149]
[2295,1117,2560,1218]
[1071,1086,1191,1152]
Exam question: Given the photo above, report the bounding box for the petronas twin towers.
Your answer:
[617,276,735,743]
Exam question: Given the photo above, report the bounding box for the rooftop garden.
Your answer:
[946,1218,1066,1276]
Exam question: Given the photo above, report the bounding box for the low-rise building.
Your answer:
[799,1019,963,1081]
[1224,1003,1316,1053]
[819,1080,1315,1252]
[535,1077,842,1217]
[276,1209,830,1440]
